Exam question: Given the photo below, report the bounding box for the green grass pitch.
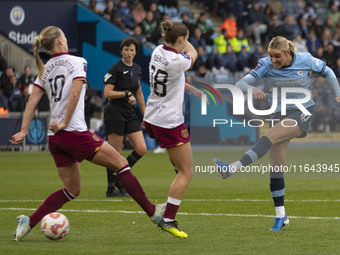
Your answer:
[0,147,339,255]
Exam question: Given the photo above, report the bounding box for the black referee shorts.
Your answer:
[104,103,141,136]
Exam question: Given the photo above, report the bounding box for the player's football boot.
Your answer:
[106,189,130,197]
[158,218,188,239]
[13,215,31,241]
[150,202,166,224]
[270,215,289,231]
[213,158,232,179]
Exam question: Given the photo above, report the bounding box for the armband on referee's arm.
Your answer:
[125,90,132,98]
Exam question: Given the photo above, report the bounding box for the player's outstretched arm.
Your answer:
[235,73,267,100]
[185,83,209,104]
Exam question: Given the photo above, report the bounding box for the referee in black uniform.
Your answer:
[103,38,147,197]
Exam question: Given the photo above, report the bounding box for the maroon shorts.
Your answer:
[49,130,104,167]
[144,122,190,148]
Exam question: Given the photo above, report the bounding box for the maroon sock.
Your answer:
[117,165,155,217]
[163,203,180,220]
[29,189,75,228]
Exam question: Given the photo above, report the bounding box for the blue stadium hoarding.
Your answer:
[0,0,77,52]
[0,116,48,147]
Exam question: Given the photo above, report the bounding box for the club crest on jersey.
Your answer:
[92,134,100,142]
[181,129,189,138]
[83,62,87,73]
[298,70,303,75]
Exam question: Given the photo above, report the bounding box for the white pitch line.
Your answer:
[0,207,339,220]
[185,199,340,202]
[0,199,131,203]
[1,198,340,203]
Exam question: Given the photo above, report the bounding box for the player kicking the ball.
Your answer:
[214,36,340,231]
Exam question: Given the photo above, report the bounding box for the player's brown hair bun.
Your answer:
[161,20,173,32]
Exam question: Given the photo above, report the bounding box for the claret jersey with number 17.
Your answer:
[144,44,192,128]
[33,53,88,136]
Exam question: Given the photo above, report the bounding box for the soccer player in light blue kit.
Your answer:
[214,36,340,231]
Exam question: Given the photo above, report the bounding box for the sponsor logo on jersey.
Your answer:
[83,62,87,73]
[298,70,303,75]
[123,71,129,74]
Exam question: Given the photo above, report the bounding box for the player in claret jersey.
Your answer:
[144,20,205,239]
[10,26,165,241]
[214,36,340,231]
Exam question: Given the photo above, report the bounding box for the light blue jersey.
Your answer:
[236,52,340,113]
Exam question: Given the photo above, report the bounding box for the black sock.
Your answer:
[106,168,115,192]
[113,173,125,192]
[126,150,142,167]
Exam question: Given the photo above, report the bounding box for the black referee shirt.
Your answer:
[104,60,142,112]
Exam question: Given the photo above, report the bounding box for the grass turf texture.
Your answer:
[0,148,339,255]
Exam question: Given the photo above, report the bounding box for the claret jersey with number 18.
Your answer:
[144,44,192,128]
[33,53,88,136]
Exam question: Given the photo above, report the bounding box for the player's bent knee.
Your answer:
[178,168,192,182]
[71,189,81,198]
[65,187,80,198]
[112,157,129,172]
[136,146,147,156]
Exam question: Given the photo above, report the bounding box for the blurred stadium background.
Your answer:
[1,0,340,150]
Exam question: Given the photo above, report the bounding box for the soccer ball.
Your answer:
[41,212,69,240]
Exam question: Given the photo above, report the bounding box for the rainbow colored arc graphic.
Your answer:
[195,82,223,106]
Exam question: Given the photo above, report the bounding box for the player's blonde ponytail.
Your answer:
[33,36,44,80]
[33,26,61,80]
[287,40,296,54]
